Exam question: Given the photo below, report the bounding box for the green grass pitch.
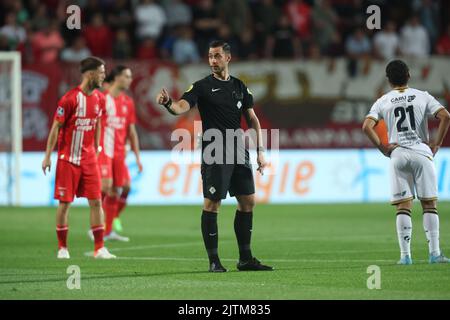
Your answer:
[1,203,450,299]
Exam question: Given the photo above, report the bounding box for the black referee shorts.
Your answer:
[201,163,255,200]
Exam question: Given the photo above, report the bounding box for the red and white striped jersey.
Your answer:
[54,86,105,166]
[100,91,136,160]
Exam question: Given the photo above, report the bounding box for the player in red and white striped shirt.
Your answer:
[42,57,116,259]
[97,65,142,241]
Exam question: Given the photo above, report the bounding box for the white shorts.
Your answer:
[390,147,438,204]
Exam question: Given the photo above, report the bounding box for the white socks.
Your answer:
[423,210,440,257]
[396,210,412,258]
[396,208,441,259]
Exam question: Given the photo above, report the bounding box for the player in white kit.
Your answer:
[363,60,450,265]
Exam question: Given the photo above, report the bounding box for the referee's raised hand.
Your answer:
[156,88,170,106]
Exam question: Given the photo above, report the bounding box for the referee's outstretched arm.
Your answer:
[156,88,190,115]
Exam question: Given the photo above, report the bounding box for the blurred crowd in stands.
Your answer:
[0,0,449,66]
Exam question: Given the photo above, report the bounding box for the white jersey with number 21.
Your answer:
[367,87,445,158]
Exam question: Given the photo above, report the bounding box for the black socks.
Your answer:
[201,210,219,263]
[234,210,253,262]
[202,209,254,263]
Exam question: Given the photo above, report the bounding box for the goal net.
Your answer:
[0,52,22,205]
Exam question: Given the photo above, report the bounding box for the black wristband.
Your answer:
[163,97,172,108]
[163,98,177,115]
[257,146,265,152]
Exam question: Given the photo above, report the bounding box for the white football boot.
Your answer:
[57,248,70,259]
[94,247,117,259]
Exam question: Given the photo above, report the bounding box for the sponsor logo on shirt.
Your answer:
[391,96,407,103]
[75,118,94,131]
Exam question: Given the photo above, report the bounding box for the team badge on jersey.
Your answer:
[122,105,127,113]
[408,95,416,102]
[237,101,242,109]
[57,106,64,116]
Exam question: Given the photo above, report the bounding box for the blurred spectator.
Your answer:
[134,0,166,40]
[217,0,251,37]
[254,0,280,48]
[0,34,9,51]
[106,0,134,32]
[312,0,338,53]
[326,32,344,57]
[216,24,239,57]
[400,15,430,58]
[137,37,159,60]
[332,0,365,38]
[0,12,26,49]
[113,29,133,59]
[163,0,192,29]
[159,27,179,59]
[238,28,258,60]
[29,4,49,31]
[345,28,371,77]
[266,15,301,59]
[11,0,29,25]
[83,13,113,57]
[173,26,200,65]
[308,43,322,61]
[346,28,371,57]
[417,0,439,48]
[436,24,450,56]
[17,23,34,64]
[285,0,312,39]
[31,20,64,63]
[373,21,399,60]
[61,35,92,62]
[82,0,102,26]
[192,0,221,54]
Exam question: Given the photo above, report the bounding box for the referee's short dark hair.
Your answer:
[106,65,128,83]
[80,56,105,74]
[209,40,231,54]
[386,60,410,86]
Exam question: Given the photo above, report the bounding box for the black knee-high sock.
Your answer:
[201,210,219,263]
[234,210,253,261]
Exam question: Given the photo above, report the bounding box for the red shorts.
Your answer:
[112,157,130,187]
[98,152,112,179]
[54,160,102,202]
[97,153,130,187]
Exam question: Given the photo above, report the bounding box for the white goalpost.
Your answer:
[0,51,22,206]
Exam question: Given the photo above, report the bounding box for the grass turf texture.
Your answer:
[0,203,449,300]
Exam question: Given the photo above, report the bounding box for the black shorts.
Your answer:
[201,163,255,200]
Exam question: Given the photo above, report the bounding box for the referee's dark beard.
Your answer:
[211,65,225,75]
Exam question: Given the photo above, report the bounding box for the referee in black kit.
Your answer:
[156,40,273,272]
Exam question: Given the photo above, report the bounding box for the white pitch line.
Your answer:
[84,240,237,256]
[115,256,408,263]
